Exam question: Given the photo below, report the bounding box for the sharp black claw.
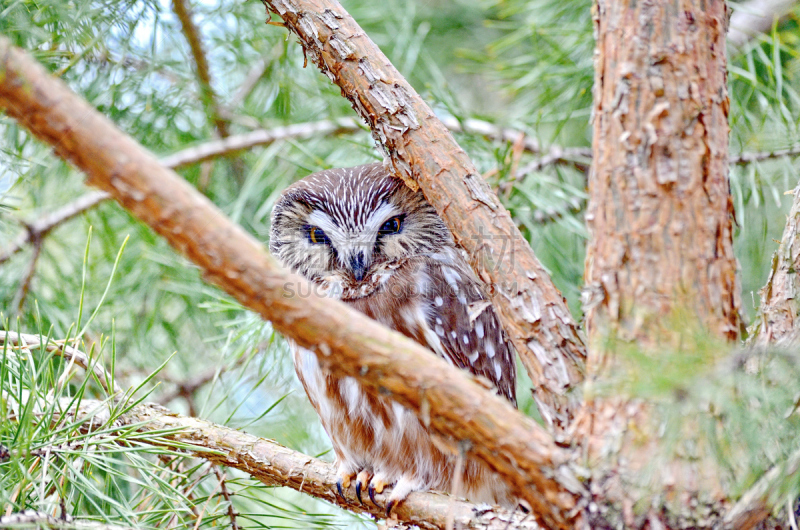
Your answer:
[385,499,396,516]
[355,480,364,505]
[336,479,345,501]
[368,484,381,508]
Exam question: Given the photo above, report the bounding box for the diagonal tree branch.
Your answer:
[256,0,587,436]
[0,36,583,529]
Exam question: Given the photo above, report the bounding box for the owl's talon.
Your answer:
[355,481,364,505]
[368,483,381,508]
[336,479,345,501]
[355,470,371,506]
[368,476,388,508]
[385,499,396,516]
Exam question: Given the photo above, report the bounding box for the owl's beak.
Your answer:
[349,252,367,282]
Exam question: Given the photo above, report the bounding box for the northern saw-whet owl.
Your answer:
[270,163,517,512]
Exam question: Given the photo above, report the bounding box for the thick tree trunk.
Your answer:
[585,0,740,355]
[573,1,744,527]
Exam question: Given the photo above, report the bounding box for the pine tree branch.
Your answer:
[255,0,587,436]
[40,398,541,530]
[1,332,118,394]
[0,190,110,265]
[731,145,800,165]
[2,121,790,272]
[171,0,230,140]
[0,36,583,529]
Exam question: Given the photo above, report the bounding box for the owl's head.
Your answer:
[270,163,452,287]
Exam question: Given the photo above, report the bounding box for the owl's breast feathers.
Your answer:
[347,252,517,406]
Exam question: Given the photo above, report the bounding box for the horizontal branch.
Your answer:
[0,511,136,530]
[1,332,118,394]
[0,36,581,529]
[47,399,541,530]
[731,145,800,165]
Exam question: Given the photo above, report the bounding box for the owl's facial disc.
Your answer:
[306,202,403,283]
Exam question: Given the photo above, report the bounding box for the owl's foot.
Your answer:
[354,469,372,505]
[367,475,389,508]
[384,476,418,516]
[335,467,355,502]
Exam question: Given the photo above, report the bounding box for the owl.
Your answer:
[269,163,517,513]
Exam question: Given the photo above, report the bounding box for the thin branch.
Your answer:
[44,399,540,530]
[228,57,268,110]
[257,0,588,437]
[11,237,43,313]
[2,125,790,271]
[728,0,800,48]
[159,118,363,168]
[732,145,800,165]
[211,465,240,530]
[0,37,581,528]
[171,0,230,140]
[0,511,137,530]
[0,190,109,265]
[1,332,118,394]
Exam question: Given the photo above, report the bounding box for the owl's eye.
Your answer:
[307,226,329,245]
[379,216,404,235]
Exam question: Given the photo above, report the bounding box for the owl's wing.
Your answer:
[419,256,517,407]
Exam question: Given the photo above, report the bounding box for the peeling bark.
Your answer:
[571,1,745,527]
[585,0,740,352]
[257,0,586,434]
[0,37,581,529]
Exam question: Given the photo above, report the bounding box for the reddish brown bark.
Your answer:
[585,0,740,354]
[258,0,586,434]
[0,36,581,528]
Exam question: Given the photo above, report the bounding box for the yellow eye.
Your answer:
[307,226,329,245]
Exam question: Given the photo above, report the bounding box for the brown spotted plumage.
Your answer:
[269,163,517,511]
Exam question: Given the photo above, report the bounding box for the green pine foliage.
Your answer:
[1,0,800,526]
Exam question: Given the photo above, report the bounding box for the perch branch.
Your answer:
[37,398,541,530]
[0,36,582,529]
[256,0,587,435]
